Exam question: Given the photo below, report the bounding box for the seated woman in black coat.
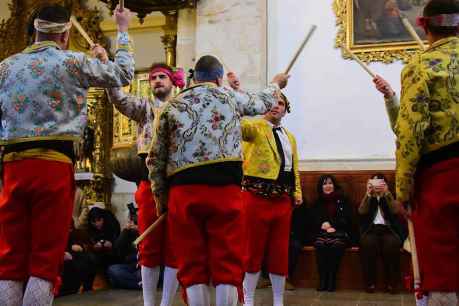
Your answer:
[312,175,353,292]
[358,173,407,294]
[86,206,121,288]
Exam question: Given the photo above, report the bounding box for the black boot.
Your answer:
[315,246,329,291]
[327,247,344,292]
[318,273,328,291]
[327,271,336,292]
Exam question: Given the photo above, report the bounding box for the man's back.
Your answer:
[0,37,133,144]
[158,83,244,176]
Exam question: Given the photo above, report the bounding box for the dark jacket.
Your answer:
[312,192,353,243]
[87,207,121,245]
[358,192,407,242]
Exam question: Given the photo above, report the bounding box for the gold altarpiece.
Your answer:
[0,0,185,207]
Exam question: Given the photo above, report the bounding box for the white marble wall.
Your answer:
[176,8,197,73]
[194,0,267,90]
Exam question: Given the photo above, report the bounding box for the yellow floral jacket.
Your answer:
[241,117,302,201]
[396,37,459,202]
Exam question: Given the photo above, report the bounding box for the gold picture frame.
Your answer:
[112,71,152,150]
[334,0,428,63]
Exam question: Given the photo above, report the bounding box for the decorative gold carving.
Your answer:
[0,0,112,207]
[112,72,151,150]
[161,10,178,67]
[333,0,423,63]
[99,0,198,22]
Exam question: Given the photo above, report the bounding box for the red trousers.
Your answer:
[412,157,459,291]
[243,191,292,276]
[168,184,245,288]
[136,180,176,268]
[0,159,75,283]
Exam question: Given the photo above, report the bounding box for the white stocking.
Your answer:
[243,272,260,306]
[269,273,285,306]
[216,284,237,306]
[159,266,179,306]
[141,266,160,306]
[186,284,210,306]
[0,280,23,306]
[23,276,53,306]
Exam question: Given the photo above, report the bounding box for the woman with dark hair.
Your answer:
[358,174,407,294]
[86,206,121,290]
[312,175,353,292]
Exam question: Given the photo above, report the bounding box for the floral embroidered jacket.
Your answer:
[108,88,165,155]
[241,117,302,201]
[396,37,459,202]
[0,32,134,145]
[147,82,279,198]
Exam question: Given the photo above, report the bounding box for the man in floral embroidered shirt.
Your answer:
[396,0,459,304]
[0,5,134,306]
[147,55,289,306]
[107,63,185,306]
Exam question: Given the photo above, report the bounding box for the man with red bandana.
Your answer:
[107,63,185,306]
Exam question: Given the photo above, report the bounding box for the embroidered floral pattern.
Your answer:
[396,37,459,201]
[147,83,278,198]
[13,94,31,113]
[28,58,45,78]
[0,33,134,143]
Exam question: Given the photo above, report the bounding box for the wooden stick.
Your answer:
[284,25,317,74]
[133,213,166,246]
[345,47,376,78]
[119,0,125,11]
[70,16,95,48]
[402,17,426,51]
[407,207,428,306]
[408,219,421,285]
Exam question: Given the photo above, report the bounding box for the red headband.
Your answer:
[149,67,185,89]
[416,13,459,29]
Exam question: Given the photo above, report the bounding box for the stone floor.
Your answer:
[55,288,417,306]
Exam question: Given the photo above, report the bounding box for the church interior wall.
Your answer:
[268,0,403,170]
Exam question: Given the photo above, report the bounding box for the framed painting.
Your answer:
[334,0,429,63]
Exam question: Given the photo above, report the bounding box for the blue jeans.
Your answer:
[107,263,141,290]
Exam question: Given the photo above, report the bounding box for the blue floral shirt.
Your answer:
[0,32,135,145]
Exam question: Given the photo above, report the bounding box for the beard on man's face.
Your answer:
[153,85,172,100]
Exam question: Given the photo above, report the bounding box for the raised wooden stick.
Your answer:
[284,25,317,74]
[345,47,376,78]
[133,213,166,246]
[402,17,426,51]
[70,16,95,48]
[120,0,125,11]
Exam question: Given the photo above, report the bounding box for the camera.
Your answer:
[127,202,138,225]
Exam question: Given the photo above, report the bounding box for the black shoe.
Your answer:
[317,283,327,291]
[365,285,375,293]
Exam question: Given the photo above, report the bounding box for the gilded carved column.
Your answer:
[161,10,178,67]
[87,88,113,208]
